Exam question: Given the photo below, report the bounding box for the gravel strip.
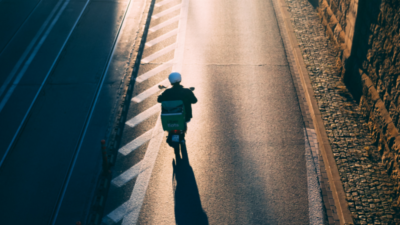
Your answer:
[282,0,398,224]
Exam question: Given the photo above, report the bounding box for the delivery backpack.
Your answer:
[161,100,186,131]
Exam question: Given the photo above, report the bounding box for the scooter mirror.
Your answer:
[189,87,195,91]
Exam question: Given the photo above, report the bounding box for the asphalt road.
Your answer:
[103,0,325,224]
[0,0,325,224]
[0,0,146,224]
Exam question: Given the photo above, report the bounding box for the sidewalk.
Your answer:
[282,0,398,224]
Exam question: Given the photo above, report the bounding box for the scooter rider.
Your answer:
[157,72,197,124]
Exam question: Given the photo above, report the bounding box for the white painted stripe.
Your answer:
[152,4,181,19]
[119,129,153,156]
[172,0,190,73]
[121,1,190,224]
[0,0,44,56]
[0,0,81,169]
[136,61,173,83]
[155,0,175,7]
[103,119,164,225]
[149,15,180,33]
[131,79,169,103]
[306,128,321,179]
[125,104,160,128]
[50,0,139,223]
[0,0,64,100]
[0,0,70,113]
[103,1,190,224]
[304,129,324,225]
[145,29,178,47]
[112,161,142,187]
[140,43,176,63]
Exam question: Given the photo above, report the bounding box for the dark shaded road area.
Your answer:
[0,0,146,224]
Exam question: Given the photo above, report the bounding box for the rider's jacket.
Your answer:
[157,84,197,121]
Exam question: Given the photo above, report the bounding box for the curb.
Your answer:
[271,0,354,224]
[85,0,157,224]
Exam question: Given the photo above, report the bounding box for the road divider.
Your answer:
[49,0,137,223]
[103,0,190,223]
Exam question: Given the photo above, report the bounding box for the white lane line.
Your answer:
[145,29,178,47]
[0,0,64,100]
[136,61,173,83]
[112,161,142,187]
[121,0,190,224]
[172,0,190,73]
[50,0,141,222]
[131,79,169,103]
[155,0,175,7]
[140,43,176,63]
[0,0,44,56]
[152,4,181,19]
[103,201,131,225]
[103,0,190,224]
[119,129,153,156]
[103,118,164,225]
[0,0,81,169]
[0,0,70,113]
[125,104,160,128]
[304,129,324,225]
[149,15,180,33]
[306,128,321,179]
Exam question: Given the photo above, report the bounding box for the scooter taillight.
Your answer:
[171,130,180,134]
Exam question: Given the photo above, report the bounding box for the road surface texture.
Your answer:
[102,0,326,224]
[0,0,326,224]
[0,0,148,224]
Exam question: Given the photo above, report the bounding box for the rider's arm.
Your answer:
[187,90,197,104]
[157,93,165,103]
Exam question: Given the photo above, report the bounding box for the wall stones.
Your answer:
[316,0,400,221]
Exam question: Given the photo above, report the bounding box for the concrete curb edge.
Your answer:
[86,0,157,224]
[271,0,354,224]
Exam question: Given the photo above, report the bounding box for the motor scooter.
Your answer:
[158,85,194,153]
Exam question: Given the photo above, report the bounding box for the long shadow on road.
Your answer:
[172,143,209,225]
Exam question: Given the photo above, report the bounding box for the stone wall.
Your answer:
[316,0,400,213]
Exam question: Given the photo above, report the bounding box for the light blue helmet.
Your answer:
[168,72,181,84]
